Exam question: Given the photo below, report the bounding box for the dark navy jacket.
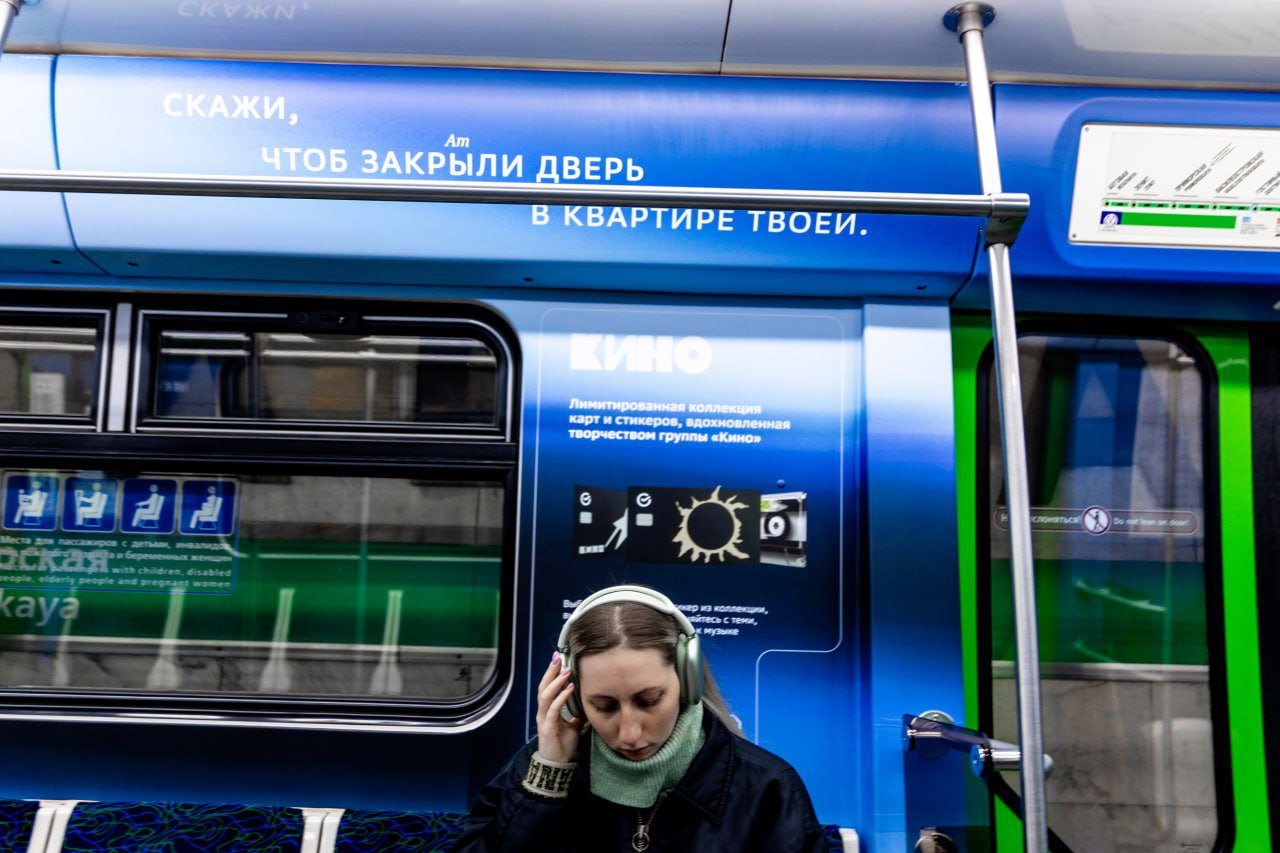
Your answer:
[453,711,827,852]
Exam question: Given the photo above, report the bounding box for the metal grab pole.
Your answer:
[946,4,1048,851]
[0,0,22,59]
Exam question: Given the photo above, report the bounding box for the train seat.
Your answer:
[57,801,305,852]
[311,807,854,852]
[1,799,856,851]
[317,807,469,852]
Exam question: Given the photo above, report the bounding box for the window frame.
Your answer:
[132,307,514,440]
[0,295,520,732]
[0,306,112,431]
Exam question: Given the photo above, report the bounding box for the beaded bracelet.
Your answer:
[522,751,577,798]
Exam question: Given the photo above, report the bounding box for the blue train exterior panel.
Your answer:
[957,84,1280,320]
[493,296,964,843]
[860,302,963,851]
[497,298,862,825]
[53,57,981,297]
[0,55,100,275]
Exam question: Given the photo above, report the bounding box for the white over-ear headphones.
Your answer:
[557,584,703,720]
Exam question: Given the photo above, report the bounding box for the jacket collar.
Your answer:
[575,707,738,825]
[668,710,737,825]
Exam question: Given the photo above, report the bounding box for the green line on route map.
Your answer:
[1123,212,1237,229]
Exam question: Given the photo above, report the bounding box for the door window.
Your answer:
[985,334,1224,850]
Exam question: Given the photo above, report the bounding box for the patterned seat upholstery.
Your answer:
[333,809,469,852]
[60,801,304,852]
[11,799,849,852]
[330,810,847,852]
[0,798,39,852]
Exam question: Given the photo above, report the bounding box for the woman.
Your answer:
[453,585,827,852]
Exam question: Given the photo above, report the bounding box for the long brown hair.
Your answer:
[566,600,742,737]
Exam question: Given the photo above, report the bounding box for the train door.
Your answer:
[953,317,1270,850]
[1247,325,1280,846]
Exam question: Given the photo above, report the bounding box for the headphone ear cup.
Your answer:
[677,634,703,707]
[563,651,584,719]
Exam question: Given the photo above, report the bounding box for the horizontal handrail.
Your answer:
[0,168,1029,219]
[1073,578,1167,614]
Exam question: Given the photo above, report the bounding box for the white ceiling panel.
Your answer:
[6,0,731,70]
[5,0,1280,88]
[724,0,1280,89]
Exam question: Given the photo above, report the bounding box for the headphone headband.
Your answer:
[557,584,703,718]
[557,584,696,650]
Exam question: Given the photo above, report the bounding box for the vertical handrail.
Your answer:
[0,0,22,59]
[946,4,1048,851]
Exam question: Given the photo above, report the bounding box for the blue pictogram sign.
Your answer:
[179,480,237,536]
[62,477,119,532]
[120,478,178,534]
[3,474,60,531]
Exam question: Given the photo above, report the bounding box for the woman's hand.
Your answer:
[536,651,584,764]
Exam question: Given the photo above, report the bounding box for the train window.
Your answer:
[139,312,505,435]
[0,469,501,703]
[984,333,1224,850]
[0,314,105,425]
[0,300,516,729]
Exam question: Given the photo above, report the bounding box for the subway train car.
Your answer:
[0,1,1275,850]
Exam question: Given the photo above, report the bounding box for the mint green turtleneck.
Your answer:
[589,701,706,808]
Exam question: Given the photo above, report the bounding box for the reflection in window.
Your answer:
[153,330,499,427]
[0,324,99,418]
[0,472,504,704]
[987,335,1218,850]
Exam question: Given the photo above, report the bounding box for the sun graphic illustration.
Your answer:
[672,486,750,563]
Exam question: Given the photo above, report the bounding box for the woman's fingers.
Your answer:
[539,667,571,705]
[546,677,576,723]
[536,663,573,722]
[533,652,582,762]
[536,652,561,693]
